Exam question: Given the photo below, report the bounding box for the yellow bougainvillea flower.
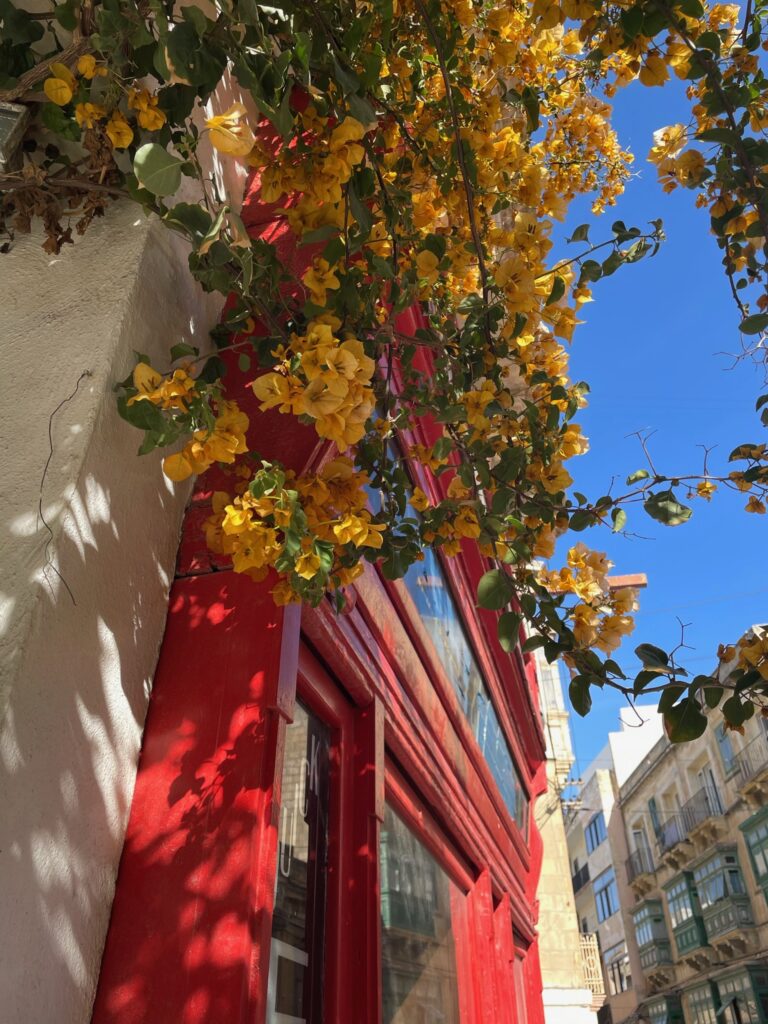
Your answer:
[415,250,440,285]
[128,89,167,132]
[205,103,256,158]
[639,54,669,87]
[648,124,687,165]
[295,552,322,580]
[75,102,107,129]
[106,111,134,149]
[302,258,341,306]
[44,74,74,106]
[696,480,717,500]
[127,363,163,404]
[410,487,430,512]
[76,55,106,80]
[746,496,767,514]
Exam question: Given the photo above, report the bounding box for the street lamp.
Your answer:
[0,101,30,172]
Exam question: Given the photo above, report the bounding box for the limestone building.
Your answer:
[565,707,665,1024]
[534,649,600,1024]
[620,696,768,1024]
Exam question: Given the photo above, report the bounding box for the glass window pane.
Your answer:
[269,703,331,1023]
[403,549,528,835]
[380,805,461,1024]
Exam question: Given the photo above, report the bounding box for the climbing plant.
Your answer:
[1,0,767,740]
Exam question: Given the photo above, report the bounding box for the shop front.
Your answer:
[89,177,549,1024]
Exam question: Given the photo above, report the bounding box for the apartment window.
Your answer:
[716,723,736,773]
[603,942,631,995]
[594,867,619,922]
[741,809,768,899]
[692,849,747,910]
[665,874,697,929]
[686,984,718,1024]
[632,900,668,948]
[586,812,607,854]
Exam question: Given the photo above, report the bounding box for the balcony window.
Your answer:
[603,942,632,995]
[664,872,708,956]
[666,874,697,929]
[632,900,669,949]
[692,850,747,910]
[685,983,719,1024]
[740,808,768,903]
[594,867,620,922]
[586,812,607,854]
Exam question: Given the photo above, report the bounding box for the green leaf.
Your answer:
[740,314,768,335]
[611,508,627,533]
[722,695,751,727]
[633,669,662,694]
[477,569,514,610]
[347,180,373,238]
[348,92,377,127]
[522,634,546,653]
[635,643,669,670]
[497,611,522,652]
[521,85,540,131]
[658,683,686,715]
[569,224,590,243]
[134,143,183,197]
[626,469,650,485]
[644,489,693,526]
[569,676,592,717]
[696,126,738,146]
[703,685,724,708]
[664,697,707,743]
[546,275,565,306]
[169,342,198,361]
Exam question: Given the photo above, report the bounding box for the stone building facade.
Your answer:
[620,703,768,1024]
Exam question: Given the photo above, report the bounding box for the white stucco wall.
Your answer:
[0,204,220,1023]
[543,987,598,1024]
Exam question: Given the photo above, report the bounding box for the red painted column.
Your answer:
[91,574,300,1024]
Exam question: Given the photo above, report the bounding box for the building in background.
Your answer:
[535,649,600,1024]
[620,680,768,1024]
[565,706,665,1024]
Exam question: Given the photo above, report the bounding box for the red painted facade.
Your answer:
[91,171,549,1024]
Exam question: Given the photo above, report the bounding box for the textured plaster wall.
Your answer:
[0,204,220,1023]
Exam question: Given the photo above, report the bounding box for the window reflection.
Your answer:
[269,703,330,1023]
[380,805,461,1024]
[404,549,528,835]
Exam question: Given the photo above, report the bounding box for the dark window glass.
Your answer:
[380,805,460,1024]
[269,703,330,1023]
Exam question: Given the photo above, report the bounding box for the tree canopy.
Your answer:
[2,0,767,742]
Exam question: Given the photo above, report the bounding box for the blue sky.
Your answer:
[552,76,768,773]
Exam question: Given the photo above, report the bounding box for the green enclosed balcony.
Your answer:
[740,807,768,906]
[632,900,675,988]
[692,847,755,953]
[663,873,710,962]
[644,994,684,1024]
